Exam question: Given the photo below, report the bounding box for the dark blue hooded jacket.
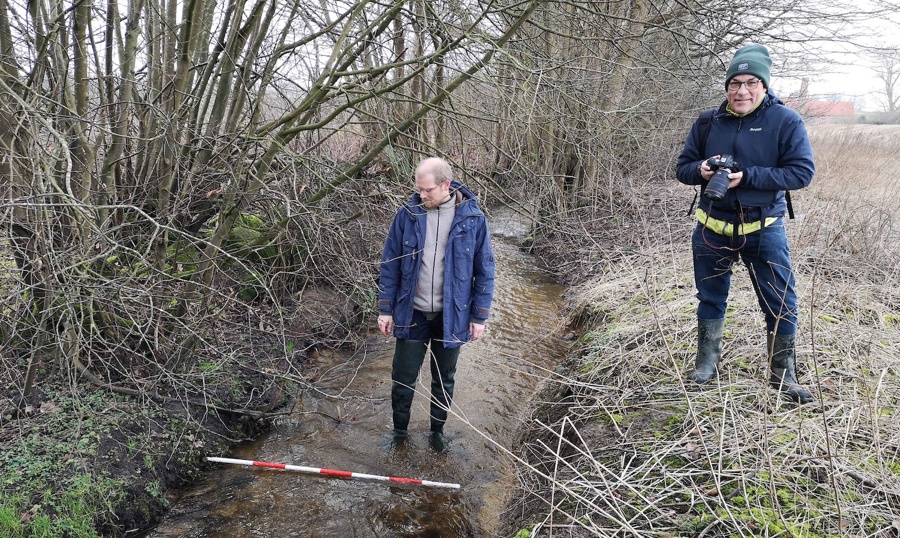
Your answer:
[378,181,495,348]
[676,89,815,221]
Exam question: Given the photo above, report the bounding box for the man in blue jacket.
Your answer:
[378,157,495,450]
[676,44,815,404]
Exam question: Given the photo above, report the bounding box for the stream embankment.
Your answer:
[137,208,571,537]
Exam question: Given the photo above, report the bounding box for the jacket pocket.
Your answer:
[400,231,418,292]
[452,235,475,283]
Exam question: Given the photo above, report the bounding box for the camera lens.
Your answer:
[705,169,730,200]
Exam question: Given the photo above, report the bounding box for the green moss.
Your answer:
[238,269,267,300]
[658,288,680,301]
[207,213,278,266]
[678,514,716,534]
[661,455,689,468]
[771,432,797,444]
[890,460,900,478]
[626,295,649,308]
[579,330,602,344]
[665,413,685,430]
[576,359,596,375]
[198,360,219,373]
[600,413,624,425]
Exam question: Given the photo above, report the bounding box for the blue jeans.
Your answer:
[691,216,798,335]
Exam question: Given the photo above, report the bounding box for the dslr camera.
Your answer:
[704,154,738,200]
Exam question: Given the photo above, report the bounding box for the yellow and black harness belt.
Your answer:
[696,208,778,237]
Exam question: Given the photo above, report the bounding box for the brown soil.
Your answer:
[0,288,363,537]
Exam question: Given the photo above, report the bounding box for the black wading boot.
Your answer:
[768,333,814,404]
[688,318,725,384]
[428,344,459,453]
[429,431,450,453]
[390,339,428,437]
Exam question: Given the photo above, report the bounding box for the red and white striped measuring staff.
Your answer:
[208,457,461,490]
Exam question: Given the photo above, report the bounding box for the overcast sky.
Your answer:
[766,4,900,112]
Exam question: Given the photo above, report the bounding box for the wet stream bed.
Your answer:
[142,210,568,537]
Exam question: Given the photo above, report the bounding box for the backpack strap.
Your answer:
[687,109,715,216]
[696,108,715,157]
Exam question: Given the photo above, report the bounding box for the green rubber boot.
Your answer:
[769,333,814,404]
[688,319,724,384]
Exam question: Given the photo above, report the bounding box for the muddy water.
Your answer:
[143,209,567,537]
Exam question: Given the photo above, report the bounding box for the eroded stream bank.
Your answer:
[142,209,569,537]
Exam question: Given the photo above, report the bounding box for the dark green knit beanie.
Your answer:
[725,44,771,89]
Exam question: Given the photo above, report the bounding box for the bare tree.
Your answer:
[872,46,900,112]
[0,0,539,409]
[0,0,886,412]
[474,0,888,231]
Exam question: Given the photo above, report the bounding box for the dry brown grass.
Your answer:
[796,125,900,278]
[505,125,900,537]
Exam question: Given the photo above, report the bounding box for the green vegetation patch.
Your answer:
[0,391,141,536]
[0,379,263,537]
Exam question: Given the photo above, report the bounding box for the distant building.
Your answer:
[783,79,856,124]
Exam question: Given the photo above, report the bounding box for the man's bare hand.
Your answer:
[700,159,714,181]
[378,314,393,337]
[470,322,485,341]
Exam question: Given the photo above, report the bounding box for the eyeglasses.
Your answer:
[418,185,441,196]
[416,181,448,196]
[728,78,761,91]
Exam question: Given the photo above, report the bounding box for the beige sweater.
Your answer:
[413,196,456,313]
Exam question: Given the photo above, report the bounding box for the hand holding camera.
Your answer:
[704,154,740,200]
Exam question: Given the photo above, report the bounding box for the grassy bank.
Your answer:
[505,125,900,537]
[0,327,294,537]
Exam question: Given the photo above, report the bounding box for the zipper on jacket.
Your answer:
[430,214,439,311]
[732,118,742,161]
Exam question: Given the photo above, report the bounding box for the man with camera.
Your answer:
[675,44,816,404]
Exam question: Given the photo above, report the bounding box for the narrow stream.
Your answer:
[143,209,567,537]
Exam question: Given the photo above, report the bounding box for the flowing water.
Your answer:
[142,209,568,537]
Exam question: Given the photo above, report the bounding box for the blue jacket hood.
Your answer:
[766,88,785,107]
[407,181,477,210]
